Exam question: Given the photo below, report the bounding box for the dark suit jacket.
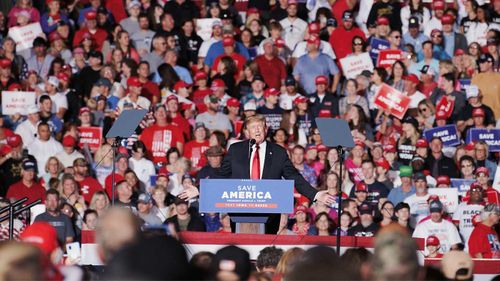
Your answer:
[454,33,468,53]
[310,92,340,119]
[215,140,318,201]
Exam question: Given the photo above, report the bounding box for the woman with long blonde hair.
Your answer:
[93,143,114,185]
[274,248,305,281]
[89,191,110,217]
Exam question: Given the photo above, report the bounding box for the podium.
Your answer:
[199,179,294,234]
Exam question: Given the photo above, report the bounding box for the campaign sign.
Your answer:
[373,83,411,119]
[199,179,294,213]
[450,178,475,196]
[377,49,403,68]
[493,166,500,193]
[78,127,102,152]
[423,125,460,147]
[428,188,459,213]
[459,79,471,92]
[8,23,44,52]
[435,97,454,119]
[1,91,36,115]
[466,128,500,152]
[339,52,374,79]
[369,38,390,61]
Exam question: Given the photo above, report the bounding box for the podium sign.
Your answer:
[199,179,294,214]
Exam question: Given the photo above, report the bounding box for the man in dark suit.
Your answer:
[214,115,334,233]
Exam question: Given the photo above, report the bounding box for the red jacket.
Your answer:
[468,222,500,258]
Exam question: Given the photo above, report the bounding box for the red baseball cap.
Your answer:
[384,144,397,153]
[307,34,320,45]
[354,139,365,149]
[210,79,225,89]
[46,0,59,4]
[295,205,308,215]
[436,175,451,186]
[7,134,22,148]
[317,144,328,152]
[20,222,59,255]
[308,22,320,34]
[226,98,240,107]
[315,75,328,85]
[166,95,179,103]
[173,80,190,92]
[441,14,454,25]
[426,235,440,246]
[454,49,465,56]
[416,138,429,148]
[464,142,475,151]
[435,110,447,120]
[355,182,368,193]
[57,72,69,83]
[404,74,420,85]
[377,16,390,26]
[293,96,307,105]
[264,88,280,98]
[0,58,12,68]
[247,7,259,15]
[318,109,332,117]
[306,145,317,152]
[470,182,482,192]
[194,71,207,81]
[475,166,489,177]
[222,37,235,47]
[433,0,445,10]
[127,76,142,88]
[472,107,485,118]
[62,135,76,147]
[275,37,285,48]
[49,32,62,42]
[7,83,22,91]
[79,107,90,115]
[85,11,97,20]
[288,0,298,6]
[375,157,391,170]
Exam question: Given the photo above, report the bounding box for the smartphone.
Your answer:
[66,242,81,260]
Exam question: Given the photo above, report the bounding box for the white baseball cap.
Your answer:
[466,85,479,99]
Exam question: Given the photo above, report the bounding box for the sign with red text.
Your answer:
[78,127,102,152]
[1,91,36,115]
[428,188,459,213]
[196,18,221,41]
[373,83,411,119]
[340,52,374,79]
[8,23,44,52]
[377,49,404,68]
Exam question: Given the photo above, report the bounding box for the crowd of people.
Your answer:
[0,0,499,278]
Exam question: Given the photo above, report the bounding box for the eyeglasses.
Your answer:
[393,35,401,39]
[419,107,427,113]
[461,164,473,168]
[432,35,442,38]
[469,45,478,49]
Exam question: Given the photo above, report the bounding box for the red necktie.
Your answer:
[251,144,260,180]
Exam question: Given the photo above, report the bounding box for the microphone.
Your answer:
[249,139,256,146]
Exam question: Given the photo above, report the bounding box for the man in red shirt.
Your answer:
[6,158,45,205]
[73,158,104,203]
[468,203,500,258]
[329,10,366,60]
[139,104,184,165]
[211,36,247,81]
[254,39,287,90]
[73,11,107,51]
[104,154,128,199]
[166,95,191,142]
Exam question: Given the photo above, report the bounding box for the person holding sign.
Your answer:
[215,115,335,234]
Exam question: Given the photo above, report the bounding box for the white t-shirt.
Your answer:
[452,202,484,249]
[406,91,426,109]
[280,17,308,51]
[129,157,156,189]
[43,93,68,114]
[15,120,38,148]
[424,17,442,37]
[117,95,151,111]
[404,193,430,228]
[413,219,462,253]
[279,93,303,111]
[28,138,63,176]
[198,38,220,58]
[55,150,85,168]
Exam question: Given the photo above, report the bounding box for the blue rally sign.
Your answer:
[466,128,500,152]
[199,179,294,214]
[450,178,475,196]
[423,125,460,147]
[369,38,390,61]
